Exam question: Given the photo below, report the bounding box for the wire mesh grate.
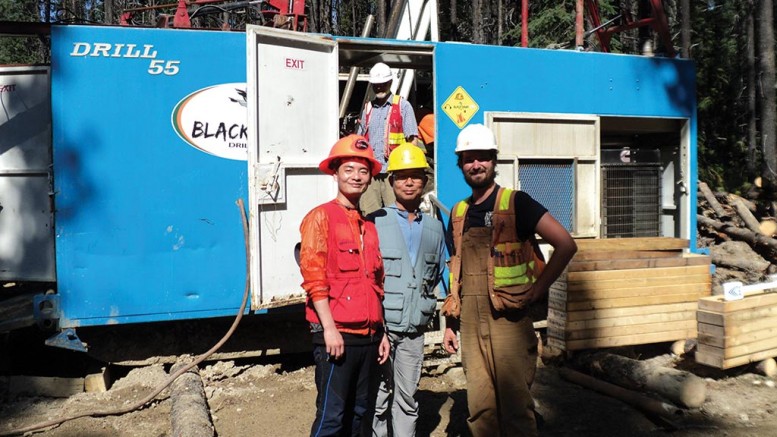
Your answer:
[518,160,574,232]
[601,165,661,238]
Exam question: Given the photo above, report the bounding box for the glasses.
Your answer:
[393,173,425,183]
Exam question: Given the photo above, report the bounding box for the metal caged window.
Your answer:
[519,160,575,233]
[601,149,662,238]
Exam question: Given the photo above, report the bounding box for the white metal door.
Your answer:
[246,26,339,309]
[0,66,55,282]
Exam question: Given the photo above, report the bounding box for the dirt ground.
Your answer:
[2,345,777,437]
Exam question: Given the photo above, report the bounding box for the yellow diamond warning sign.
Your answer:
[442,86,479,128]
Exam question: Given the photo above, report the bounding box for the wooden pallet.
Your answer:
[695,292,777,369]
[547,238,711,351]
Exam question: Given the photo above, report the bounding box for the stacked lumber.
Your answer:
[548,238,712,351]
[695,292,777,369]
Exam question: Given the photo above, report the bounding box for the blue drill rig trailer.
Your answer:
[0,25,697,361]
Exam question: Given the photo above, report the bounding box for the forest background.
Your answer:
[1,0,775,197]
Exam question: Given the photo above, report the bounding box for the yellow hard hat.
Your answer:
[386,142,429,172]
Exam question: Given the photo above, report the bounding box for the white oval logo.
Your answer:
[172,83,248,161]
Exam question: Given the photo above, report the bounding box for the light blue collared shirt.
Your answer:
[388,206,446,277]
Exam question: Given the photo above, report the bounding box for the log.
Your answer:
[760,219,777,237]
[728,194,762,233]
[580,352,706,408]
[698,182,727,218]
[670,339,697,356]
[170,361,214,437]
[728,192,758,213]
[697,214,777,251]
[709,241,770,272]
[558,367,685,421]
[755,358,777,377]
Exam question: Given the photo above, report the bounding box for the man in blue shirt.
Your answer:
[367,143,446,437]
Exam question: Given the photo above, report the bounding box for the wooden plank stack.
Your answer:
[547,238,712,351]
[696,292,777,369]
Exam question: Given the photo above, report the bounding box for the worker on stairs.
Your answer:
[357,62,421,216]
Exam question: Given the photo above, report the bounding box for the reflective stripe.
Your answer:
[494,261,537,287]
[384,94,405,158]
[454,201,468,218]
[498,188,512,211]
[494,242,523,253]
[388,132,405,145]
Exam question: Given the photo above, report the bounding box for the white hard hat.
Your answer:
[369,62,393,84]
[455,123,499,154]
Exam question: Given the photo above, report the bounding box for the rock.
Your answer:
[112,364,168,390]
[443,366,466,389]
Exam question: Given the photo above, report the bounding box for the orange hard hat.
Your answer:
[418,113,434,145]
[319,134,382,177]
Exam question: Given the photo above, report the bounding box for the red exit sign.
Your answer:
[285,58,305,70]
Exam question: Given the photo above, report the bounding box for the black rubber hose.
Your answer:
[1,198,252,436]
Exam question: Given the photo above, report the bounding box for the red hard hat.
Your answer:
[319,134,382,177]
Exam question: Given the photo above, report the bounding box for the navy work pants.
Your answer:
[311,342,380,437]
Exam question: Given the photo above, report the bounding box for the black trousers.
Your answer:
[310,342,380,437]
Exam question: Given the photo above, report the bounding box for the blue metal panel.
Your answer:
[434,43,697,247]
[51,26,249,327]
[519,161,574,232]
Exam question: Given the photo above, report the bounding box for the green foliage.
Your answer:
[525,1,575,49]
[691,1,753,192]
[0,0,767,196]
[437,1,473,43]
[0,0,48,63]
[332,0,373,37]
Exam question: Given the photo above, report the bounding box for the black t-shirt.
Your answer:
[445,185,548,253]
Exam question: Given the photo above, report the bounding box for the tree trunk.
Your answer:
[170,362,214,437]
[680,0,690,58]
[729,194,762,233]
[309,0,319,33]
[497,0,503,45]
[576,353,706,408]
[558,368,686,419]
[377,0,387,37]
[450,0,458,40]
[104,0,113,24]
[352,0,357,36]
[759,0,777,188]
[472,0,483,44]
[698,182,728,218]
[748,0,758,174]
[698,214,777,252]
[710,240,771,272]
[483,0,494,45]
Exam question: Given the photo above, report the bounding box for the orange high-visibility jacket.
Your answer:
[300,200,385,336]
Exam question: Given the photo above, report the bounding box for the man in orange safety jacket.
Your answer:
[299,134,391,437]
